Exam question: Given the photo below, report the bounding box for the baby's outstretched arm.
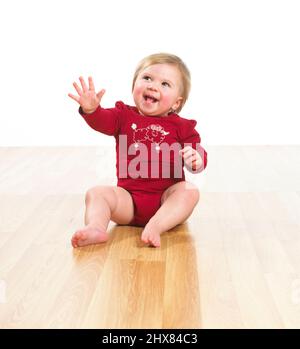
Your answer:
[68,76,105,114]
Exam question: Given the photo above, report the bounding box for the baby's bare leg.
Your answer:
[141,181,200,247]
[72,185,134,248]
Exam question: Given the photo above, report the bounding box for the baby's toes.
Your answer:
[149,234,161,248]
[141,237,149,244]
[71,235,78,248]
[72,231,85,247]
[141,232,149,244]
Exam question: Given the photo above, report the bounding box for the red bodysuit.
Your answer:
[79,101,207,226]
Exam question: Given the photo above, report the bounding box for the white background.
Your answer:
[0,0,299,146]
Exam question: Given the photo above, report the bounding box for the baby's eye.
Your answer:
[162,81,170,87]
[143,75,151,81]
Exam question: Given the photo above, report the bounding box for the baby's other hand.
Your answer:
[179,146,203,172]
[68,76,105,114]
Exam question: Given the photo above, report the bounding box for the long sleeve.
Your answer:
[179,118,208,171]
[79,101,126,137]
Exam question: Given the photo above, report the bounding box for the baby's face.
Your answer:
[133,64,183,117]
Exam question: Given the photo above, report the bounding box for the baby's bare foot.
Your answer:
[141,225,161,248]
[71,225,108,248]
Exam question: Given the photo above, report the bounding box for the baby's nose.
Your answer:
[147,84,158,91]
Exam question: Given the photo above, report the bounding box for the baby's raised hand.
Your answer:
[68,76,105,114]
[179,146,203,172]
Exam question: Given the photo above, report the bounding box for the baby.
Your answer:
[68,53,207,248]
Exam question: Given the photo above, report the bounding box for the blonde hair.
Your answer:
[132,53,191,113]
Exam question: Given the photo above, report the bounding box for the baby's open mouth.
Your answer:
[143,94,158,103]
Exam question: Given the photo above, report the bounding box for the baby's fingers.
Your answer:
[79,76,88,92]
[88,76,95,91]
[68,93,80,103]
[192,159,198,171]
[96,89,106,100]
[73,81,82,96]
[180,148,194,161]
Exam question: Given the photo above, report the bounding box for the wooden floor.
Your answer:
[0,146,300,329]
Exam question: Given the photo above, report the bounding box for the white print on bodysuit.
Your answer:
[131,123,169,151]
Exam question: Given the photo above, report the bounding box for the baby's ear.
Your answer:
[172,96,183,111]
